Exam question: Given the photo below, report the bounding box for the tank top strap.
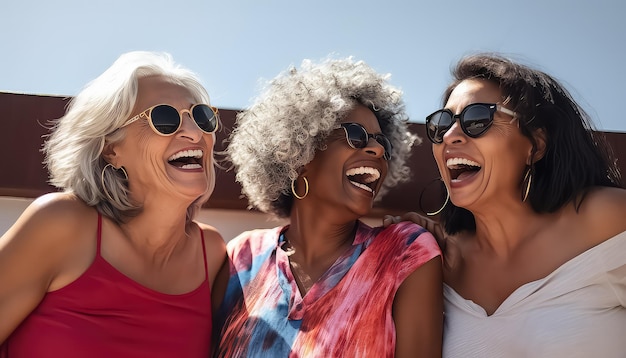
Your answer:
[199,225,209,282]
[96,212,102,256]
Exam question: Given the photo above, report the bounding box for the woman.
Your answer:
[213,57,443,357]
[0,51,226,357]
[409,53,625,357]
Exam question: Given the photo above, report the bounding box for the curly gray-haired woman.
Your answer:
[213,57,443,358]
[0,51,226,357]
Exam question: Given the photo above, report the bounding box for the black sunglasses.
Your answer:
[425,103,516,144]
[121,103,219,135]
[336,122,392,160]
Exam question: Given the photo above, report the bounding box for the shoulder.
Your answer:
[227,226,283,252]
[0,192,97,291]
[576,186,626,242]
[4,192,95,243]
[195,221,227,287]
[196,221,225,250]
[371,222,441,264]
[378,221,440,250]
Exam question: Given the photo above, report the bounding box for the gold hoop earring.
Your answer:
[291,176,309,200]
[101,163,128,202]
[522,166,533,202]
[427,189,449,216]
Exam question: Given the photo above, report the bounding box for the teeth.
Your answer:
[180,164,202,169]
[168,149,203,161]
[345,167,380,183]
[446,157,480,169]
[349,181,373,193]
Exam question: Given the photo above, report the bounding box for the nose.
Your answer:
[364,137,386,159]
[176,110,203,142]
[442,119,466,144]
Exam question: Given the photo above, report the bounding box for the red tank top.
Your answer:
[2,214,212,358]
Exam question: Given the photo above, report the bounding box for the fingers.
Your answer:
[382,215,402,227]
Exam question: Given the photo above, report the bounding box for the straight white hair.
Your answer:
[44,51,213,223]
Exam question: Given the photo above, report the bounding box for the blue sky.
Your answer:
[2,0,625,132]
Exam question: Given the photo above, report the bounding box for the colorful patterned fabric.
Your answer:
[215,221,441,357]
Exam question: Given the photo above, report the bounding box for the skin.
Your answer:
[390,79,626,316]
[0,75,226,343]
[214,104,442,357]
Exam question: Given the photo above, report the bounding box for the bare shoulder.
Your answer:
[196,221,225,249]
[576,186,626,241]
[2,192,95,245]
[194,221,226,287]
[0,192,97,297]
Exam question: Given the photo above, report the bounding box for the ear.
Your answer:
[296,164,309,178]
[102,141,120,167]
[529,128,547,164]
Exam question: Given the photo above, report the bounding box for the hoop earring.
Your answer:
[427,189,449,216]
[419,178,449,216]
[291,176,309,200]
[521,166,533,202]
[101,163,128,202]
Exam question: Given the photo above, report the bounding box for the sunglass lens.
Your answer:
[426,110,453,143]
[463,105,493,137]
[376,136,393,160]
[192,105,218,133]
[151,105,181,135]
[344,123,368,148]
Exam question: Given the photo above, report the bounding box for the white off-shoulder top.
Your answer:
[443,231,626,358]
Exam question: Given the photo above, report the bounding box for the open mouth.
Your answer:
[167,149,204,170]
[446,157,481,180]
[346,166,381,194]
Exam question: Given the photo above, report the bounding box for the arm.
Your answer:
[0,193,91,343]
[393,255,443,358]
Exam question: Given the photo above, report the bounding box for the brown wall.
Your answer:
[1,91,625,217]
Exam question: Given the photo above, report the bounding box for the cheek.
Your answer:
[431,144,445,164]
[431,144,448,177]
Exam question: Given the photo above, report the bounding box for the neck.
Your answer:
[286,205,358,265]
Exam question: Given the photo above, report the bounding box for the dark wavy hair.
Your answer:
[438,53,622,235]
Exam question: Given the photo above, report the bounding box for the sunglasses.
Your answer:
[336,122,393,160]
[425,103,517,144]
[121,103,219,136]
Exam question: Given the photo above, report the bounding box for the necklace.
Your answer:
[281,229,356,295]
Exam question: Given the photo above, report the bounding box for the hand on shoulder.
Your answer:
[383,212,448,250]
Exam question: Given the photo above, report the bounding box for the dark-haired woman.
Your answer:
[394,53,625,357]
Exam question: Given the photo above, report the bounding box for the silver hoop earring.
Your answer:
[291,176,309,200]
[101,163,128,202]
[427,189,449,216]
[522,166,533,202]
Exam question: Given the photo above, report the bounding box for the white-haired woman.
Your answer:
[0,51,225,357]
[213,57,443,357]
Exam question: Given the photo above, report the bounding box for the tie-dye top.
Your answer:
[214,221,441,358]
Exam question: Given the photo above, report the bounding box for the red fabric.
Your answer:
[2,214,212,357]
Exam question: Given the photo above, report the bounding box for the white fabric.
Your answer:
[443,231,626,358]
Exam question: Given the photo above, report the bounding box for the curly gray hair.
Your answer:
[227,57,419,218]
[43,51,213,223]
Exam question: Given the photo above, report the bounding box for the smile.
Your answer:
[167,149,204,170]
[446,157,481,180]
[346,166,380,194]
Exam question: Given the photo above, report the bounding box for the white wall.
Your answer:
[1,197,382,241]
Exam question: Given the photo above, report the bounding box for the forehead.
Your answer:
[341,104,381,131]
[446,79,503,110]
[135,75,195,109]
